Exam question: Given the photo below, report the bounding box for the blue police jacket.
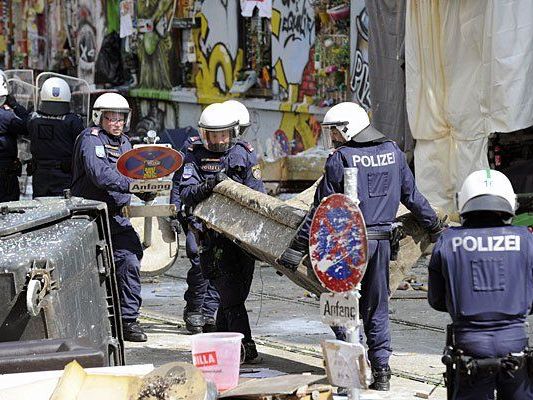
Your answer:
[170,133,199,212]
[428,225,533,331]
[179,139,265,212]
[0,104,29,167]
[71,126,133,233]
[27,112,85,165]
[300,139,437,240]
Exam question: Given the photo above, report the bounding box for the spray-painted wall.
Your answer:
[2,0,371,168]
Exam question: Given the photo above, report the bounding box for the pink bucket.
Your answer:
[191,332,243,391]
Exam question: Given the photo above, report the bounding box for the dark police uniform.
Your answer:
[27,112,84,197]
[179,139,264,345]
[299,136,439,370]
[0,103,28,202]
[170,135,220,325]
[71,126,143,324]
[429,224,533,399]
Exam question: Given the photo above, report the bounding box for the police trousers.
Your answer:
[360,239,392,368]
[183,227,219,317]
[0,173,19,202]
[199,233,255,343]
[112,226,143,322]
[452,326,533,399]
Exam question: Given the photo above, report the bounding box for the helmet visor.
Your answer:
[99,109,131,131]
[200,127,236,153]
[320,125,346,149]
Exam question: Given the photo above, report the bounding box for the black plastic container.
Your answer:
[0,197,125,373]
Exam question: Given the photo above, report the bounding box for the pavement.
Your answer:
[126,252,449,399]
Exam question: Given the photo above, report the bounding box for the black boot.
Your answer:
[369,365,391,391]
[202,316,217,333]
[241,341,263,364]
[183,306,205,334]
[123,320,147,342]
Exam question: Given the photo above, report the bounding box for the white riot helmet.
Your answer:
[92,92,131,131]
[320,102,384,148]
[223,99,250,136]
[0,70,8,106]
[198,103,239,153]
[456,169,517,217]
[39,77,71,115]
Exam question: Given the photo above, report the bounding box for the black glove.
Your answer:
[5,94,18,109]
[428,215,449,243]
[202,176,217,194]
[201,172,228,196]
[277,236,308,272]
[136,192,157,202]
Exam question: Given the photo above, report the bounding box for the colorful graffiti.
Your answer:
[271,0,315,96]
[350,1,371,110]
[74,0,105,84]
[193,0,243,102]
[270,0,318,155]
[137,0,176,90]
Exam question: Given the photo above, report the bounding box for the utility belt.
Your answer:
[442,346,529,378]
[367,222,405,261]
[0,159,22,177]
[442,324,533,399]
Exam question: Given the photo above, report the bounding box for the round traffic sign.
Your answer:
[117,145,183,179]
[309,194,368,293]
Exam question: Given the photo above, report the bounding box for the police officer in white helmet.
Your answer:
[71,92,152,342]
[429,169,533,399]
[279,102,446,390]
[179,102,265,363]
[27,77,85,197]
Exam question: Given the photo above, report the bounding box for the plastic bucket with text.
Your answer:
[191,332,243,391]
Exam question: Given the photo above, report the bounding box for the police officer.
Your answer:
[0,70,29,202]
[278,102,446,390]
[428,169,533,399]
[179,102,265,363]
[71,92,151,342]
[170,129,220,334]
[27,77,85,197]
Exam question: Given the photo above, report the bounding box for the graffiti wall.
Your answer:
[194,0,243,102]
[137,0,177,90]
[73,0,105,84]
[271,0,315,102]
[350,0,370,110]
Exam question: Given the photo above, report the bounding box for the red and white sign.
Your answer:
[192,351,218,368]
[117,145,183,180]
[309,194,368,293]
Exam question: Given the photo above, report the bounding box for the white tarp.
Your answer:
[405,0,533,211]
[241,0,272,18]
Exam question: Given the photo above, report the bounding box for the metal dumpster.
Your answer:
[0,196,124,373]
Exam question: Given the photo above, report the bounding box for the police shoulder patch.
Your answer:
[182,163,194,179]
[252,164,261,180]
[95,145,106,158]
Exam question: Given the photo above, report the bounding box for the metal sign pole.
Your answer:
[346,289,361,400]
[346,167,361,399]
